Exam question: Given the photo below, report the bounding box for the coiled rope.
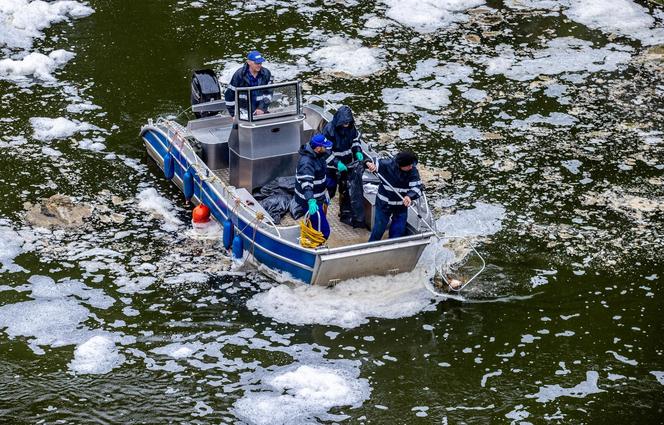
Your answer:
[299,213,326,248]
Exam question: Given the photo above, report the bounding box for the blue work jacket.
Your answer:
[322,106,362,168]
[224,64,272,116]
[295,144,330,205]
[373,158,423,209]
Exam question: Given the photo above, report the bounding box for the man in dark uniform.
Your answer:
[322,106,365,226]
[365,151,423,242]
[293,134,333,240]
[224,50,272,117]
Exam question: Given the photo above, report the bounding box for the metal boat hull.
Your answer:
[140,120,432,286]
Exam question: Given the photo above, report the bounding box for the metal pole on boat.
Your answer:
[369,169,486,293]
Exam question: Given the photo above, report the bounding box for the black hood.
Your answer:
[331,105,354,128]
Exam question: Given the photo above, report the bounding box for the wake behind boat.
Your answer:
[140,70,438,286]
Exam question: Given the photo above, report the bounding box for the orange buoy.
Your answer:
[192,204,210,223]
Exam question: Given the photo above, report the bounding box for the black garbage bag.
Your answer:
[347,161,367,227]
[254,176,296,200]
[259,193,292,224]
[290,197,305,220]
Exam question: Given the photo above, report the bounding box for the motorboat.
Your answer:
[139,70,436,285]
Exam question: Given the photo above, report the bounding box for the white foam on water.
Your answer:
[443,125,484,143]
[233,364,370,425]
[77,138,106,151]
[651,371,664,385]
[136,188,183,232]
[527,371,605,403]
[0,220,29,272]
[404,60,474,86]
[561,159,582,174]
[434,202,506,238]
[0,0,94,50]
[250,202,505,328]
[309,37,385,77]
[247,269,436,328]
[461,88,488,103]
[0,49,75,81]
[510,112,577,129]
[66,102,101,113]
[29,275,114,309]
[382,0,486,33]
[382,87,452,112]
[606,350,638,366]
[503,0,562,9]
[0,299,91,354]
[30,116,99,141]
[68,335,125,374]
[164,272,209,285]
[564,0,664,46]
[485,38,633,81]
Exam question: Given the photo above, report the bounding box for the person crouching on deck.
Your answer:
[365,151,422,242]
[292,134,332,240]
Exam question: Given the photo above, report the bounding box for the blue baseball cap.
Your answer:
[247,50,265,63]
[310,134,332,149]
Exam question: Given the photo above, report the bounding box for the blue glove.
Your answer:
[337,162,348,173]
[307,199,318,215]
[355,152,364,161]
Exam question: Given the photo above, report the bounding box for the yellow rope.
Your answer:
[299,218,326,248]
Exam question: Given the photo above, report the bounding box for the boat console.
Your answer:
[188,76,307,192]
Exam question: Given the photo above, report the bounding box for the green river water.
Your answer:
[0,0,663,423]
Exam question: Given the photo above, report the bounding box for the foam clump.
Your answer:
[0,0,94,50]
[0,220,29,273]
[136,187,183,231]
[527,371,605,403]
[0,299,90,354]
[383,0,485,33]
[485,38,632,81]
[247,270,436,328]
[0,50,74,81]
[30,116,99,141]
[565,0,664,46]
[69,335,125,374]
[310,37,385,77]
[382,87,452,112]
[233,364,370,424]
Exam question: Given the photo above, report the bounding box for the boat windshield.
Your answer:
[235,81,301,122]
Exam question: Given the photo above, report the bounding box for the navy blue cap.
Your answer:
[310,134,332,149]
[247,50,265,63]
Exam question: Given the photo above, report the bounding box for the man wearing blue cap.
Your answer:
[292,133,333,240]
[224,50,273,117]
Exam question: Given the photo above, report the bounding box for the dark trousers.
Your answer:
[368,202,408,242]
[326,169,352,221]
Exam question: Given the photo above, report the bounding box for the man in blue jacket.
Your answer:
[365,151,422,242]
[224,50,272,117]
[322,106,365,225]
[293,134,332,240]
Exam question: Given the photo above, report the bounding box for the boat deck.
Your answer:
[212,168,371,248]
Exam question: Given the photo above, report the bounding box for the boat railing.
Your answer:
[155,118,283,238]
[305,94,334,116]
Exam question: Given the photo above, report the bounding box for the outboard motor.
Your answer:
[191,69,221,118]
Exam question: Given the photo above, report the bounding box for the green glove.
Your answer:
[307,199,318,215]
[337,162,348,173]
[355,152,364,161]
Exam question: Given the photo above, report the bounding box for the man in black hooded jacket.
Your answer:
[322,106,365,226]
